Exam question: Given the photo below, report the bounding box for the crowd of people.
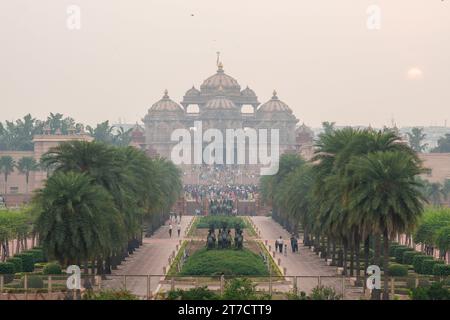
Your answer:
[183,184,258,202]
[184,164,259,185]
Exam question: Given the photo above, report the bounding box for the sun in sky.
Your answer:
[406,67,424,80]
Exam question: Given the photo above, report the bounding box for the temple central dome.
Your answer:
[200,62,241,93]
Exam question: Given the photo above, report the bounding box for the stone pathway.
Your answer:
[103,215,193,298]
[251,216,364,299]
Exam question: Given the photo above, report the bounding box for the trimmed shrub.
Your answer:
[26,249,45,263]
[196,216,246,230]
[402,250,421,265]
[389,244,403,257]
[20,275,44,289]
[412,255,433,274]
[42,262,62,275]
[394,247,413,263]
[15,253,35,272]
[0,262,15,283]
[388,264,408,277]
[433,264,450,277]
[6,257,23,273]
[421,260,445,275]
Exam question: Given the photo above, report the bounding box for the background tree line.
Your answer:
[0,113,133,151]
[261,127,427,300]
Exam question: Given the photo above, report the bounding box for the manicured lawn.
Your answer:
[179,248,269,276]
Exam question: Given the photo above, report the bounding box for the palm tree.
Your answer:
[86,121,115,144]
[406,127,428,152]
[17,157,39,194]
[321,121,336,135]
[40,140,182,274]
[46,113,64,133]
[35,171,120,266]
[347,151,425,300]
[426,182,445,206]
[0,156,15,195]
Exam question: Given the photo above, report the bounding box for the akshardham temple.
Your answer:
[143,61,315,174]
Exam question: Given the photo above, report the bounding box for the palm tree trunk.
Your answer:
[355,236,361,283]
[326,237,331,260]
[350,238,355,277]
[373,234,381,266]
[343,240,348,276]
[372,234,382,300]
[382,229,390,300]
[332,241,336,266]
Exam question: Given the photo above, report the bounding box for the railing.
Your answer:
[0,273,352,300]
[2,273,445,300]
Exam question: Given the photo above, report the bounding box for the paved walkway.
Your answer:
[103,215,193,298]
[251,216,363,299]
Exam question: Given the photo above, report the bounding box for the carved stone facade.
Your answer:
[143,62,312,166]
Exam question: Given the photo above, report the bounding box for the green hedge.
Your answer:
[0,262,15,283]
[43,262,62,275]
[421,260,445,275]
[402,251,421,265]
[394,247,413,263]
[433,264,450,277]
[15,253,35,272]
[6,257,23,273]
[195,216,246,230]
[412,255,434,274]
[389,244,403,257]
[388,264,408,277]
[26,249,45,263]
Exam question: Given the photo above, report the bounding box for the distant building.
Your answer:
[419,153,450,183]
[0,129,93,206]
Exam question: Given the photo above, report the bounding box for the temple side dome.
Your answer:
[200,63,241,91]
[150,90,184,113]
[257,90,293,113]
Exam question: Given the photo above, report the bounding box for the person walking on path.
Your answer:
[169,223,173,238]
[290,235,296,253]
[277,236,283,253]
[284,243,288,256]
[177,222,181,237]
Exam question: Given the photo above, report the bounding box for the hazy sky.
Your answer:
[1,1,449,128]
